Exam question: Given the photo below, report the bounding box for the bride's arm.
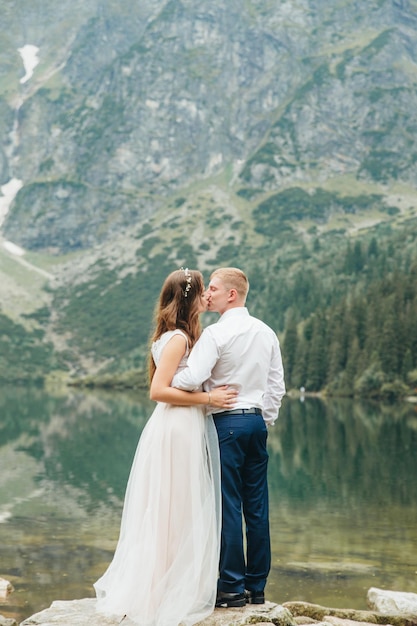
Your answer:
[149,335,237,408]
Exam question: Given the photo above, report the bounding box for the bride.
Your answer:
[94,268,237,626]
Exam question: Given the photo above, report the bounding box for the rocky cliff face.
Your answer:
[1,0,417,379]
[1,0,417,253]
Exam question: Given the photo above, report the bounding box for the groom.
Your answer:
[172,267,285,608]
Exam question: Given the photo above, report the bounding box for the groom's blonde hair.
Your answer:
[210,267,249,302]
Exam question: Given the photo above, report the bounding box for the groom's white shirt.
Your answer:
[172,307,285,425]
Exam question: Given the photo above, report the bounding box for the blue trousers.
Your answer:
[214,413,270,594]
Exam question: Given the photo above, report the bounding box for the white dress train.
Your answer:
[94,330,221,626]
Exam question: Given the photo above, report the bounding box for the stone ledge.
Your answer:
[283,602,417,626]
[18,599,292,626]
[3,588,417,626]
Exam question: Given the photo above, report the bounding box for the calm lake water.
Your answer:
[1,385,417,623]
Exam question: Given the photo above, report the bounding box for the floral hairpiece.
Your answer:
[180,267,192,297]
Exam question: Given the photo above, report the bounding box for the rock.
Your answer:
[19,598,295,626]
[0,578,14,598]
[19,594,417,626]
[283,602,380,623]
[20,599,114,626]
[282,601,417,626]
[0,614,17,626]
[323,616,393,626]
[367,589,417,616]
[202,602,295,626]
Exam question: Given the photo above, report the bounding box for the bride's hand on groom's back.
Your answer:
[209,386,238,408]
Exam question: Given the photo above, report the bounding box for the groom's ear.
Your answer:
[228,288,238,302]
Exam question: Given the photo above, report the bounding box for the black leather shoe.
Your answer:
[245,589,265,604]
[215,591,246,608]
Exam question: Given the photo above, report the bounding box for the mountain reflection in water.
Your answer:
[0,386,416,623]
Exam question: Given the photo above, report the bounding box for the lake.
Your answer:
[1,385,417,623]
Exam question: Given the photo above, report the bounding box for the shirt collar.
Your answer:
[218,307,249,322]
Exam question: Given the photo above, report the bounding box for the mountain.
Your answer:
[0,0,416,390]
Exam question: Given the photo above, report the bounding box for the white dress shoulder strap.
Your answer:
[151,330,189,367]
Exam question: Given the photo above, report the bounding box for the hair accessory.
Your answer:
[180,267,192,297]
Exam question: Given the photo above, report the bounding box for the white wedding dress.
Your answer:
[94,330,221,626]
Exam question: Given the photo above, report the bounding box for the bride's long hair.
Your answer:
[148,269,204,381]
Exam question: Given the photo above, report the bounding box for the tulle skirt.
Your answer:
[94,402,221,626]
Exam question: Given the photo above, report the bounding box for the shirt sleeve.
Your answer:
[262,336,286,426]
[171,329,219,390]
